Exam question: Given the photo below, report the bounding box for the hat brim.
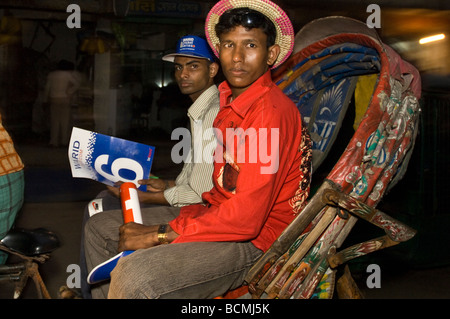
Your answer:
[205,0,294,69]
[162,52,214,63]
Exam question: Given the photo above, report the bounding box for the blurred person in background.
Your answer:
[44,59,81,147]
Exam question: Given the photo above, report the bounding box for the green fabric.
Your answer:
[0,170,24,264]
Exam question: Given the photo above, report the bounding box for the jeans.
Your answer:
[84,205,263,299]
[79,190,120,298]
[79,190,156,298]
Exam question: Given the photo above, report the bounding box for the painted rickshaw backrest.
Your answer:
[274,16,422,207]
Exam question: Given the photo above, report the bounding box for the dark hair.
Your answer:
[215,8,276,48]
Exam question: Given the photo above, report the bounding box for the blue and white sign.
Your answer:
[68,127,155,191]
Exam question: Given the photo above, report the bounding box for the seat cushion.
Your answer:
[1,228,59,256]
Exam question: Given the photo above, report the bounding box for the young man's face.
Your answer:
[216,25,280,98]
[173,56,218,102]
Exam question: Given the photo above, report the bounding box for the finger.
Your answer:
[106,185,120,197]
[149,179,166,190]
[138,179,151,185]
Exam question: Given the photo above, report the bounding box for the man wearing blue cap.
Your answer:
[108,35,221,206]
[80,35,220,298]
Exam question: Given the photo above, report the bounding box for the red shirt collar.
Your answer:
[218,71,273,118]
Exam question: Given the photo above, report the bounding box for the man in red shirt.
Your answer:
[84,0,312,299]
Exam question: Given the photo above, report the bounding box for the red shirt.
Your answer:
[169,71,311,252]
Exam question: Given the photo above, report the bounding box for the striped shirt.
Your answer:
[164,85,220,207]
[0,114,24,176]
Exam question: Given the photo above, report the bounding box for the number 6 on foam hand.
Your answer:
[94,154,145,185]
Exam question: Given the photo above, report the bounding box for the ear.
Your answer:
[215,43,221,56]
[267,44,281,67]
[209,62,219,78]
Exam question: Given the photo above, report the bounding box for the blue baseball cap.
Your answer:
[162,35,216,63]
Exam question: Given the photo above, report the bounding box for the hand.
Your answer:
[106,184,120,198]
[106,183,149,199]
[106,183,169,205]
[118,223,158,251]
[117,222,179,252]
[138,177,168,192]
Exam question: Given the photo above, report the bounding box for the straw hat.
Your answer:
[205,0,294,69]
